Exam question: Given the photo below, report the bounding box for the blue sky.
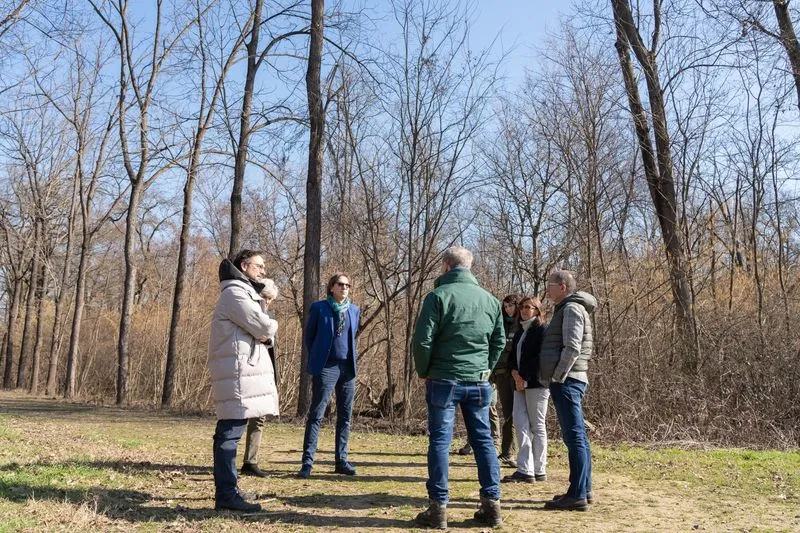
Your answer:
[468,0,577,80]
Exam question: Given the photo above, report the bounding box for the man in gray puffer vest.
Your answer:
[539,270,596,512]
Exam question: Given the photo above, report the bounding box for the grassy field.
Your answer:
[0,391,797,532]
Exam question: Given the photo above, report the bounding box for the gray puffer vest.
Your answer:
[538,291,596,386]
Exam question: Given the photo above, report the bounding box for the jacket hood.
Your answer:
[218,258,265,293]
[434,267,479,288]
[561,291,597,313]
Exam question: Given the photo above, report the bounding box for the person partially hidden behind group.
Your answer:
[208,250,279,512]
[239,278,280,479]
[297,273,360,479]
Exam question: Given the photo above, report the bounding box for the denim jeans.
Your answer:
[301,359,355,466]
[549,378,592,499]
[213,418,247,501]
[426,379,501,504]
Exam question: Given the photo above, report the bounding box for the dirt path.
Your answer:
[0,392,797,532]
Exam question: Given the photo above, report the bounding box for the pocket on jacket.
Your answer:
[426,379,457,409]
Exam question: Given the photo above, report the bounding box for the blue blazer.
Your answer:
[305,300,360,376]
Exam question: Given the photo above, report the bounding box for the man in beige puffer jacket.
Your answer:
[208,250,278,512]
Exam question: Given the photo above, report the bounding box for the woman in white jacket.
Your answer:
[208,250,278,512]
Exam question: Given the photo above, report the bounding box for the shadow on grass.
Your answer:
[0,461,440,528]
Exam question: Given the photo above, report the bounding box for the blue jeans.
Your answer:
[549,378,592,499]
[213,418,247,501]
[426,379,501,504]
[301,359,355,466]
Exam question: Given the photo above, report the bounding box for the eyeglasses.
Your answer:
[336,282,351,288]
[519,304,538,311]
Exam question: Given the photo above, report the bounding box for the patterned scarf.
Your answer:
[326,296,351,337]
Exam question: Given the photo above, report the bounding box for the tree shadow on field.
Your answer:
[0,460,212,477]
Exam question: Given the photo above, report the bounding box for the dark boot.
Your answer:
[544,495,589,511]
[552,491,593,504]
[241,463,269,478]
[457,442,472,455]
[474,497,502,527]
[215,493,262,512]
[414,500,447,529]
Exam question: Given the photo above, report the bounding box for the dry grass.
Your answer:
[0,390,798,532]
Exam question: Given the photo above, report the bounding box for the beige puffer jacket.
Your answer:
[208,260,279,420]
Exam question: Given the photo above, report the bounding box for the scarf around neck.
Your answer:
[326,296,351,336]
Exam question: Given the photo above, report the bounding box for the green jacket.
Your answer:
[412,268,505,381]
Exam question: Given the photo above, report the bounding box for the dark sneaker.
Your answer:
[457,442,472,455]
[544,495,589,511]
[334,462,357,475]
[497,454,517,468]
[241,463,269,478]
[215,494,262,512]
[414,500,447,529]
[552,491,594,504]
[502,471,535,483]
[534,473,547,482]
[474,497,502,527]
[296,464,312,479]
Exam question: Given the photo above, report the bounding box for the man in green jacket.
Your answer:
[412,246,506,529]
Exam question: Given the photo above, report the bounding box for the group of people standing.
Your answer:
[206,246,596,527]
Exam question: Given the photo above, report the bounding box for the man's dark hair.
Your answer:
[232,249,265,272]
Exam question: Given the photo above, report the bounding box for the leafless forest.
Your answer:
[0,0,798,447]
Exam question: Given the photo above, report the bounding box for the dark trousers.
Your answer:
[494,372,516,457]
[550,378,592,499]
[213,418,247,501]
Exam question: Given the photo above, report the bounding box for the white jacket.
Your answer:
[208,270,279,420]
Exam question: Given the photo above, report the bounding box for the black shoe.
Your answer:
[457,442,472,455]
[414,500,447,529]
[334,462,357,475]
[215,494,262,512]
[474,497,503,527]
[501,471,535,483]
[296,464,312,479]
[535,473,547,482]
[552,491,593,504]
[544,495,589,511]
[241,463,269,478]
[497,454,517,468]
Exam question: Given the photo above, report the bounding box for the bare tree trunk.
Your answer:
[298,0,325,418]
[228,0,262,258]
[611,0,698,369]
[64,234,90,399]
[17,221,41,388]
[2,279,23,388]
[117,180,142,404]
[46,178,77,396]
[28,259,47,394]
[773,0,800,113]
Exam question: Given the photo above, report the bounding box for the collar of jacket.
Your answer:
[218,258,266,293]
[553,291,597,314]
[434,267,479,288]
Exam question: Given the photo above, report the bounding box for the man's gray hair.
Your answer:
[549,269,577,293]
[261,278,279,300]
[442,246,473,270]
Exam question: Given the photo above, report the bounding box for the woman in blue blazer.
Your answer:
[297,272,360,478]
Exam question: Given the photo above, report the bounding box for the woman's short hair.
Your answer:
[326,272,351,295]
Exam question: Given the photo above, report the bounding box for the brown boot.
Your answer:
[414,500,447,529]
[474,497,502,527]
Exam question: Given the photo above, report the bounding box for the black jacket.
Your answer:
[507,321,546,389]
